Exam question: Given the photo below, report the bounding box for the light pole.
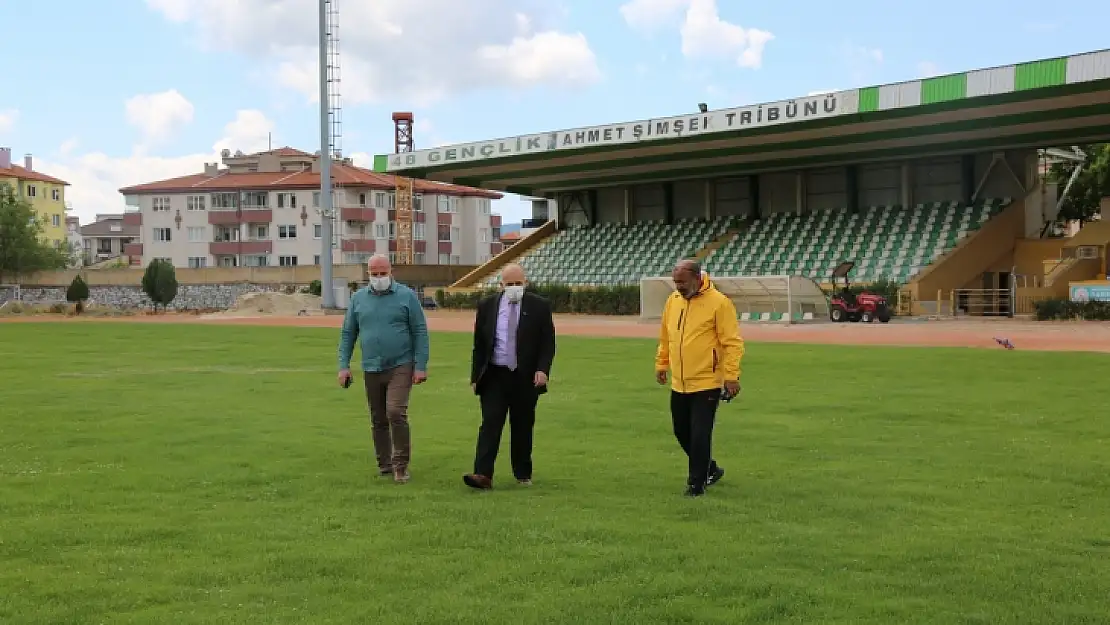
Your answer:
[318,0,336,308]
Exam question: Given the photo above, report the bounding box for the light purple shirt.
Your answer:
[491,295,521,368]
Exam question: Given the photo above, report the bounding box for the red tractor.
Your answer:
[828,261,892,323]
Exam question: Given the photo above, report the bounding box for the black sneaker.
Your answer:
[706,465,725,487]
[684,484,706,497]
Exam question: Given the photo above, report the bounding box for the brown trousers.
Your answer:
[362,363,414,472]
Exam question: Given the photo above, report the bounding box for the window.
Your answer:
[414,194,424,212]
[153,227,172,242]
[187,195,206,211]
[313,192,320,207]
[313,255,321,265]
[478,198,490,214]
[245,255,269,267]
[154,257,172,264]
[479,228,488,243]
[188,257,207,268]
[388,221,396,240]
[51,188,60,201]
[277,193,297,208]
[254,225,267,239]
[214,227,239,242]
[414,252,426,264]
[51,214,61,227]
[314,224,322,239]
[375,223,387,239]
[279,255,298,267]
[438,253,450,265]
[211,192,237,209]
[241,191,268,207]
[414,222,426,241]
[278,225,297,239]
[375,192,387,208]
[152,197,171,211]
[388,252,397,263]
[451,255,460,265]
[438,224,451,242]
[187,227,206,242]
[451,226,460,242]
[358,193,367,206]
[437,196,449,213]
[25,184,37,198]
[97,239,113,253]
[219,256,237,267]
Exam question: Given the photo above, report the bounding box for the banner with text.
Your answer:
[384,90,860,171]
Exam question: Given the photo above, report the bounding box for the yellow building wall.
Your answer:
[0,176,67,247]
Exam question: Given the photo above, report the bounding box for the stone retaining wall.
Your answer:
[0,284,287,311]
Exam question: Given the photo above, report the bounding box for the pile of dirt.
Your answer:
[209,291,324,318]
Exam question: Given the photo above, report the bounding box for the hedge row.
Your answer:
[1033,298,1110,321]
[436,284,640,315]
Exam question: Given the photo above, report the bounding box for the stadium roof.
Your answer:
[374,49,1110,196]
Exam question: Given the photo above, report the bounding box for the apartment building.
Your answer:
[0,147,69,245]
[118,147,503,268]
[79,214,139,266]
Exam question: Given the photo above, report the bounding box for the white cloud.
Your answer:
[38,109,275,224]
[58,138,80,157]
[124,90,195,146]
[144,0,601,106]
[917,61,941,78]
[620,0,773,69]
[0,109,18,134]
[619,0,691,32]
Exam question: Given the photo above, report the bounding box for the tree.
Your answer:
[1049,143,1110,224]
[66,274,90,314]
[141,259,178,312]
[0,185,70,283]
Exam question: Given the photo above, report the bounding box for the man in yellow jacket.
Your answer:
[655,259,745,497]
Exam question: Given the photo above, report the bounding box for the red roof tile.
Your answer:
[119,161,501,198]
[1,164,68,185]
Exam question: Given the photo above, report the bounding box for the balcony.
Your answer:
[123,209,142,226]
[491,214,502,227]
[123,243,143,257]
[208,208,273,225]
[389,209,426,223]
[341,238,377,253]
[209,240,273,255]
[341,207,376,222]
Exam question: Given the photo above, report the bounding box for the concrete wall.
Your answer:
[12,263,476,288]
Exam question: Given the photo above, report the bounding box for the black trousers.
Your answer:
[670,389,721,486]
[474,365,539,480]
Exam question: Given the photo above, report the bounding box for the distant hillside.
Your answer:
[499,222,521,235]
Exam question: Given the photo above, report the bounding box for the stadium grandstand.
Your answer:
[375,49,1110,320]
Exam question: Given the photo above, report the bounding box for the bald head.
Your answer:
[367,254,391,277]
[672,259,702,299]
[500,263,526,286]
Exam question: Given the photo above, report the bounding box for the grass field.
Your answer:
[1,321,1108,624]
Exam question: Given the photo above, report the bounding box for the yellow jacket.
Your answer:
[655,273,745,393]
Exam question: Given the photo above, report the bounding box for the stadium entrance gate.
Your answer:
[640,274,830,323]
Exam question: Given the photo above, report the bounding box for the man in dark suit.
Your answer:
[463,263,556,490]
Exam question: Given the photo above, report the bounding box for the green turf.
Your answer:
[1,322,1108,624]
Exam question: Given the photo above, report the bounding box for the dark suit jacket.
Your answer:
[471,291,556,395]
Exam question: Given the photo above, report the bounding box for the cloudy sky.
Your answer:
[1,0,1107,225]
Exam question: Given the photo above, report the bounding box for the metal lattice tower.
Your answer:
[325,0,343,161]
[393,112,415,265]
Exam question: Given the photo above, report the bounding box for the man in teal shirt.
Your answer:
[337,254,430,484]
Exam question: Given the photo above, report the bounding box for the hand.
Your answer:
[337,369,352,388]
[471,383,476,393]
[412,370,428,385]
[533,371,548,387]
[655,370,668,385]
[724,380,740,397]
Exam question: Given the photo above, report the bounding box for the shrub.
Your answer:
[1033,298,1110,321]
[66,275,90,314]
[302,280,323,296]
[141,259,178,312]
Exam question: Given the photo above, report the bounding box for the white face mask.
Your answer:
[369,276,391,292]
[504,285,524,302]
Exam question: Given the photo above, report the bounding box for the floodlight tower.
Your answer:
[393,112,415,265]
[317,0,344,308]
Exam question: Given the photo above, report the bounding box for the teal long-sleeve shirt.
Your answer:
[337,281,430,373]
